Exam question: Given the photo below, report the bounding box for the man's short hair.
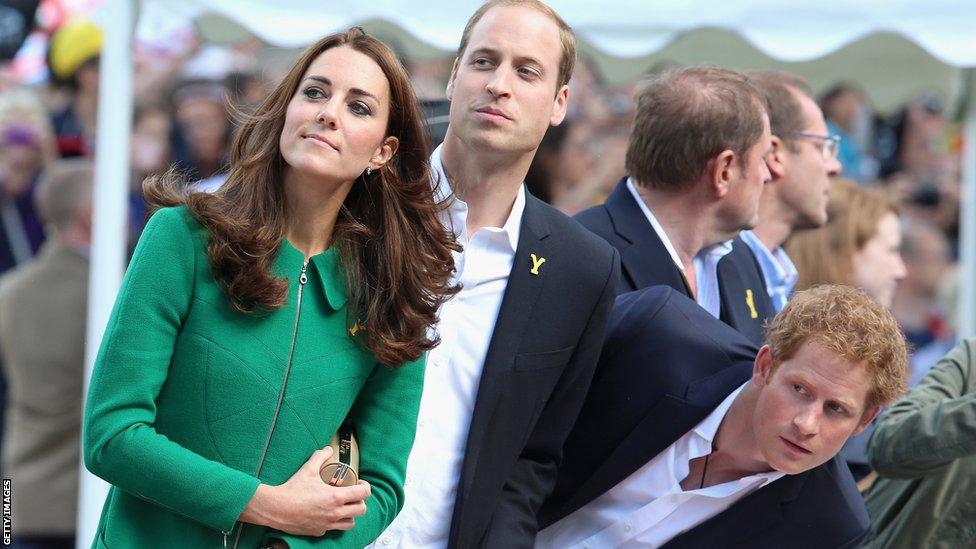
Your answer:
[626,66,768,191]
[34,158,93,233]
[456,0,577,89]
[765,284,908,410]
[747,70,814,153]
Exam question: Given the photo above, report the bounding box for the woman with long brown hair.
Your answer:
[83,28,457,548]
[787,178,906,308]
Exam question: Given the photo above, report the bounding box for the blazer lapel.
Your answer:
[557,361,752,522]
[664,470,811,548]
[559,394,710,519]
[452,193,552,536]
[604,179,690,295]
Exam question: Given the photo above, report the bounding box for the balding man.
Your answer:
[575,67,774,345]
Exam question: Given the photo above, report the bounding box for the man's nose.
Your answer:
[793,405,820,436]
[825,153,842,176]
[485,67,513,99]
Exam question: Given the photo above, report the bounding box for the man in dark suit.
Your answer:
[372,2,619,548]
[740,70,842,313]
[575,67,774,345]
[538,284,909,548]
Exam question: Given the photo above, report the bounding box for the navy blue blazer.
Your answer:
[539,286,870,548]
[448,192,620,548]
[574,177,775,346]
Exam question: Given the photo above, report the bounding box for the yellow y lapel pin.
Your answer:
[530,253,546,275]
[745,289,759,319]
[348,321,364,336]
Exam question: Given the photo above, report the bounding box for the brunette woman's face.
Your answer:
[280,46,397,185]
[852,212,907,308]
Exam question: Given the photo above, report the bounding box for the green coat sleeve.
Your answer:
[868,339,976,479]
[266,354,425,548]
[83,207,260,533]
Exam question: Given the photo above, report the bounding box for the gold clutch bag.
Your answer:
[319,419,359,487]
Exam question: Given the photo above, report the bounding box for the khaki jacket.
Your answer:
[0,242,89,535]
[864,339,976,548]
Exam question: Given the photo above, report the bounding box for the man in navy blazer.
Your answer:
[575,67,775,346]
[538,285,909,548]
[372,2,619,548]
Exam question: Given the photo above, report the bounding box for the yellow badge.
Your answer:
[349,321,363,336]
[530,253,546,275]
[745,289,759,319]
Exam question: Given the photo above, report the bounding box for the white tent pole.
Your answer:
[959,67,976,340]
[77,0,136,546]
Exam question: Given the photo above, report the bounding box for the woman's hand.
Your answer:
[240,446,371,536]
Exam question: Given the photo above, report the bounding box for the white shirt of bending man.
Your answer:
[537,384,785,548]
[369,144,526,548]
[626,178,732,318]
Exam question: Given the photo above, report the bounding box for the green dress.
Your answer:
[84,206,424,548]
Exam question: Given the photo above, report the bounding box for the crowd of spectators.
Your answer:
[0,14,967,546]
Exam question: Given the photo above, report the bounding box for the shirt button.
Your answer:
[418,419,426,427]
[624,524,632,533]
[382,538,391,546]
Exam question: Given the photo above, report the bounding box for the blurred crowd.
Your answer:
[0,14,966,546]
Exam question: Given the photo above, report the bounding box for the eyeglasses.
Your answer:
[792,132,841,159]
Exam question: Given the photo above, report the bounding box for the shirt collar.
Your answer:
[431,143,525,252]
[740,230,798,287]
[693,382,747,443]
[688,382,786,485]
[626,177,684,272]
[696,239,734,262]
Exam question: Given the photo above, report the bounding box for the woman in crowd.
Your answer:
[84,28,457,548]
[0,87,58,274]
[787,178,906,308]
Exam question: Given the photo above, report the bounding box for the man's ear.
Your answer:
[766,135,787,180]
[446,57,460,100]
[549,84,570,126]
[852,405,880,436]
[710,149,737,198]
[752,345,774,388]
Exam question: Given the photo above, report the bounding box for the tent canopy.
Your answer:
[135,0,976,114]
[143,0,976,66]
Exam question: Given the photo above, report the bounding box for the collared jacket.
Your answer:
[0,242,88,535]
[864,339,976,548]
[574,178,775,347]
[84,206,424,548]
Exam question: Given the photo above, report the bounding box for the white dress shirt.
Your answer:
[370,144,526,548]
[537,384,784,549]
[625,178,733,318]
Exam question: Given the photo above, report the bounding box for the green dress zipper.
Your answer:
[226,259,308,548]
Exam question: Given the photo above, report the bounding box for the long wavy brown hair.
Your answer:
[145,28,459,366]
